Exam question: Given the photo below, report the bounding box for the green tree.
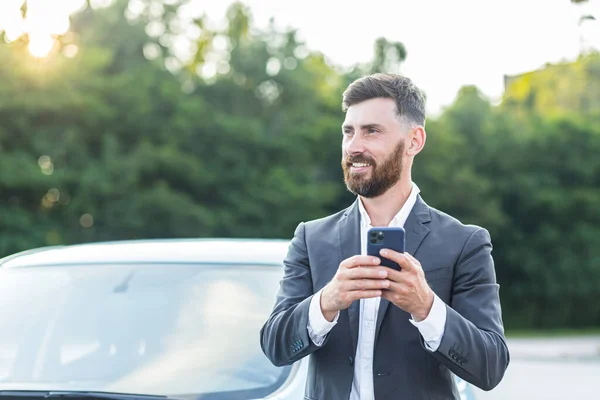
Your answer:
[503,53,600,118]
[2,0,599,330]
[0,0,347,254]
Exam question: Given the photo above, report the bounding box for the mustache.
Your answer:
[344,154,375,165]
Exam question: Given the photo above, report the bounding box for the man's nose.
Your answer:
[345,133,366,155]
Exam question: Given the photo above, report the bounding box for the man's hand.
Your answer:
[320,255,389,321]
[379,249,434,321]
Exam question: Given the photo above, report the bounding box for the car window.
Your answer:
[0,263,289,399]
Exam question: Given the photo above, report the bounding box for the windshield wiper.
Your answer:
[0,391,181,400]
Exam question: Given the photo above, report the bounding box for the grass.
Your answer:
[505,327,600,338]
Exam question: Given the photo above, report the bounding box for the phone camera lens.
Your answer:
[370,238,376,244]
[377,232,384,240]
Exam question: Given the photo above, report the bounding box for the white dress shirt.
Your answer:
[306,182,447,400]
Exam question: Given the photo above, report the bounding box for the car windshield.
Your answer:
[0,263,289,399]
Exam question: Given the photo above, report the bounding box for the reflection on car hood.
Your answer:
[0,390,180,400]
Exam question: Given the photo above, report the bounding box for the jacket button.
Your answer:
[348,356,354,366]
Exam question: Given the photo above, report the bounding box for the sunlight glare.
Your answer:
[0,2,25,42]
[28,33,55,58]
[63,44,79,58]
[0,0,88,57]
[4,19,25,42]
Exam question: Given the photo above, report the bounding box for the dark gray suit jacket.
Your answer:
[260,194,510,399]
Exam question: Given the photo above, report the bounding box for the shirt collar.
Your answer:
[357,182,420,228]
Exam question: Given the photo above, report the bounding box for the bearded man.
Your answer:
[260,73,510,400]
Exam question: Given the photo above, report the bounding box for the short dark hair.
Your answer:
[342,73,426,126]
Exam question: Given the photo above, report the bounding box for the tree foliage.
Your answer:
[1,1,599,329]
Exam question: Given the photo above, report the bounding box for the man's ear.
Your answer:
[407,126,426,156]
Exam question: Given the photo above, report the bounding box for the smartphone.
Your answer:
[366,227,406,271]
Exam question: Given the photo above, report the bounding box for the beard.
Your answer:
[342,140,405,198]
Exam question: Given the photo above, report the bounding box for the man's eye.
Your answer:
[368,128,378,134]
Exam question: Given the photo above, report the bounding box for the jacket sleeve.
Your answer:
[426,227,510,391]
[260,222,330,366]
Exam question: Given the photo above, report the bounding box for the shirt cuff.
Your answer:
[307,288,339,344]
[409,292,447,351]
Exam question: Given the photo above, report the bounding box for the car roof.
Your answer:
[0,238,291,269]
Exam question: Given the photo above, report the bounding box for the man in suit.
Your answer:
[260,73,510,399]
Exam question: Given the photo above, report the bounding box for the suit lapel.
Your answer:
[374,194,432,342]
[337,200,361,354]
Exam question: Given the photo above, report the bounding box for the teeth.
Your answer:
[352,163,370,167]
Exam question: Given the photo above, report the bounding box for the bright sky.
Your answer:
[1,0,599,115]
[0,0,87,56]
[194,0,600,115]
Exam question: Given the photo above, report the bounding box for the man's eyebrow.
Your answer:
[361,123,384,130]
[341,123,384,130]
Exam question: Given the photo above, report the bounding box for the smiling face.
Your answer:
[340,73,427,199]
[341,98,409,198]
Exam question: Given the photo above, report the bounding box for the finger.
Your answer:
[404,252,422,268]
[382,267,404,283]
[346,278,390,291]
[341,255,381,269]
[345,266,389,280]
[402,253,424,276]
[380,290,399,305]
[380,249,413,271]
[349,289,382,301]
[385,280,409,295]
